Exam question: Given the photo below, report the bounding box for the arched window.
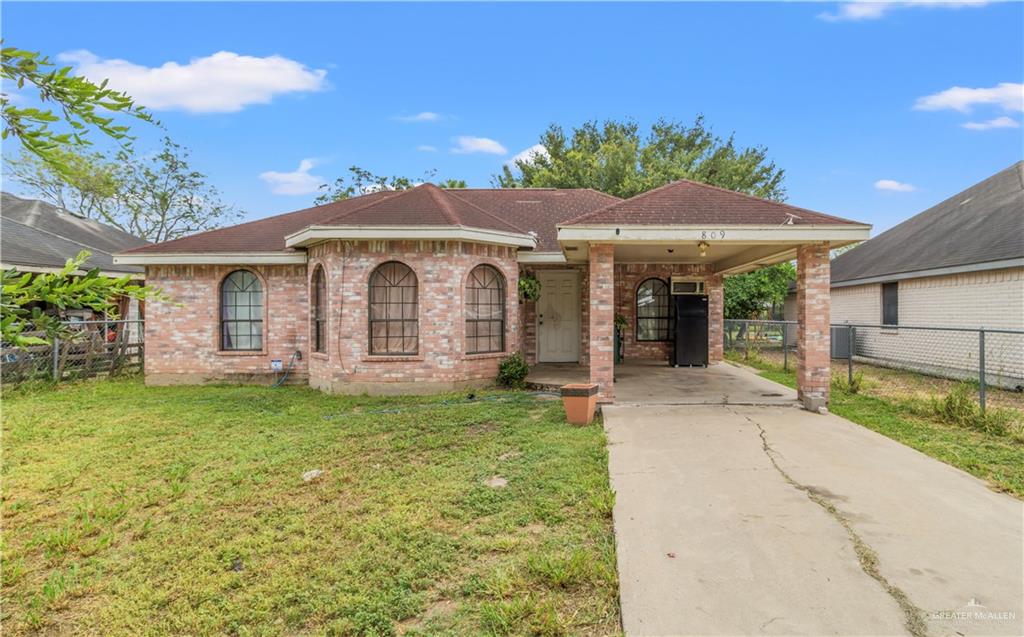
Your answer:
[311,265,327,353]
[221,270,263,351]
[636,278,671,342]
[465,265,506,354]
[369,262,418,355]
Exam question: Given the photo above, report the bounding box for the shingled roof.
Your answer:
[561,179,862,226]
[831,161,1024,285]
[2,192,149,274]
[122,185,618,254]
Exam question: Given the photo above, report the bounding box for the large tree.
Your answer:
[723,262,795,320]
[1,45,152,178]
[496,116,786,200]
[6,137,240,242]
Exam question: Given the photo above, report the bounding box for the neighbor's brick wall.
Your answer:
[144,264,309,383]
[830,266,1024,387]
[796,243,831,402]
[308,240,519,393]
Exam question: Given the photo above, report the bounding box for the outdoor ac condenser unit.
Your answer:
[670,277,706,295]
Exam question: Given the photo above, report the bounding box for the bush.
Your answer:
[931,383,1022,437]
[497,352,529,389]
[832,371,864,395]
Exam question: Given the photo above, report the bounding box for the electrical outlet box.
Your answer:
[270,359,283,372]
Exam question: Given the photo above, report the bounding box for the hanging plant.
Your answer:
[518,273,542,302]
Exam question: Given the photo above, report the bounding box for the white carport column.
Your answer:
[589,243,615,402]
[796,242,831,411]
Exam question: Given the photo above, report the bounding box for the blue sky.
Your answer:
[3,1,1022,235]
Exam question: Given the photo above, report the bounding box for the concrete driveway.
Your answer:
[604,398,1023,636]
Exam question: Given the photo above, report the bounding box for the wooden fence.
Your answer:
[1,320,144,384]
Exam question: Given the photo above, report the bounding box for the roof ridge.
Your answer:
[318,189,410,225]
[442,189,534,235]
[562,178,861,226]
[560,179,683,225]
[424,184,461,225]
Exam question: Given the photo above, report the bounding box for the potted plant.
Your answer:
[560,383,598,425]
[518,273,541,303]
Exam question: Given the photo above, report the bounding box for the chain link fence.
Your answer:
[2,319,144,385]
[725,319,1024,414]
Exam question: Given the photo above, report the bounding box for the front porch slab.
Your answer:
[527,359,798,406]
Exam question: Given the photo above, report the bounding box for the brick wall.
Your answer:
[144,264,309,384]
[589,244,615,401]
[796,243,831,404]
[307,240,520,394]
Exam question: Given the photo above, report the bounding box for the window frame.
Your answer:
[311,265,327,354]
[368,261,419,356]
[219,269,265,352]
[635,278,673,342]
[881,281,899,326]
[464,264,506,355]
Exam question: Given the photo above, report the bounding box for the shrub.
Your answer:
[497,352,529,389]
[832,371,864,395]
[931,383,1023,437]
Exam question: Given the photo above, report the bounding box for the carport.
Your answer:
[548,179,870,410]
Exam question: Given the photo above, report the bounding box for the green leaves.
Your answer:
[1,250,166,348]
[1,44,154,180]
[723,262,796,320]
[496,116,786,202]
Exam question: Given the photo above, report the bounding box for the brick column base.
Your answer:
[796,242,831,410]
[589,244,615,402]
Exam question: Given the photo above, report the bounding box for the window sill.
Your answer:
[216,350,267,357]
[310,352,329,360]
[463,351,508,360]
[362,355,424,363]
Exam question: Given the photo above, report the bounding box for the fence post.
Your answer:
[744,321,749,359]
[978,328,986,415]
[848,326,855,385]
[51,336,60,381]
[782,323,788,371]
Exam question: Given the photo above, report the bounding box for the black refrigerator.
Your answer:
[671,294,709,367]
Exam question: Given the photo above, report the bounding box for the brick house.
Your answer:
[115,181,869,408]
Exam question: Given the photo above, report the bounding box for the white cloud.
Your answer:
[875,179,916,192]
[395,111,442,123]
[57,50,327,113]
[259,158,324,195]
[416,144,438,152]
[819,1,987,22]
[914,82,1024,113]
[507,143,550,167]
[961,116,1021,131]
[450,136,507,155]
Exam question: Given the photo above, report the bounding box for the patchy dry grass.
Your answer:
[727,351,1024,498]
[2,379,620,636]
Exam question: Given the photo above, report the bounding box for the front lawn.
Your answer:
[726,354,1024,498]
[2,380,620,636]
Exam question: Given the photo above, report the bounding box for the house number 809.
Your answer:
[701,230,725,240]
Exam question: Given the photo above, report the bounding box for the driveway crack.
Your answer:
[731,408,929,637]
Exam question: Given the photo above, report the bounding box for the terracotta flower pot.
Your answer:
[561,383,599,426]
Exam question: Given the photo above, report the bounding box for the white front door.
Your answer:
[537,271,580,362]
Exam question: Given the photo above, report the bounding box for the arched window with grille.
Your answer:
[465,265,506,354]
[636,278,672,341]
[220,270,264,351]
[311,265,327,353]
[368,261,418,355]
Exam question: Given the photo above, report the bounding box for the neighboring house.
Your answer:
[115,181,869,407]
[1,192,150,325]
[785,161,1024,387]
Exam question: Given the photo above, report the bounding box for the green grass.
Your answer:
[2,379,620,636]
[726,352,1024,498]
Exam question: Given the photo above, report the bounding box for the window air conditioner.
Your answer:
[670,277,706,295]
